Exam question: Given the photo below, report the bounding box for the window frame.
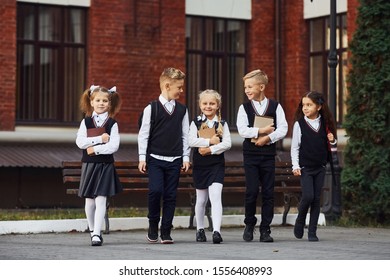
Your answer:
[16,3,87,126]
[186,16,247,129]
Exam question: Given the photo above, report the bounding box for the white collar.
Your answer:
[92,111,108,119]
[159,94,175,107]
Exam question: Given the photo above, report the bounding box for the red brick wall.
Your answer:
[88,0,185,133]
[247,0,276,98]
[0,0,16,131]
[248,1,309,136]
[282,0,310,136]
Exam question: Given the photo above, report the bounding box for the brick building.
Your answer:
[0,0,358,208]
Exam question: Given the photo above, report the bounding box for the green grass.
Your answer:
[0,207,148,221]
[0,207,245,221]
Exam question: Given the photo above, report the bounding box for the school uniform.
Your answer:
[138,95,190,236]
[189,115,232,189]
[76,112,122,198]
[291,115,335,236]
[236,98,288,235]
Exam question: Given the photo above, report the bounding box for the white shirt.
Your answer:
[138,94,190,162]
[76,111,120,155]
[290,115,337,171]
[188,114,232,155]
[236,98,288,144]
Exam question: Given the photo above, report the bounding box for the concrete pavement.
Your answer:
[1,223,389,260]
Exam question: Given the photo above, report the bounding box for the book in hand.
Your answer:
[87,127,106,137]
[251,115,274,143]
[198,127,216,139]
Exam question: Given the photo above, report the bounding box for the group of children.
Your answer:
[76,67,337,247]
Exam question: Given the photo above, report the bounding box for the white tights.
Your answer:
[85,196,107,240]
[195,183,223,232]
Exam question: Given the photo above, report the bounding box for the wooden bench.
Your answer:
[62,160,304,233]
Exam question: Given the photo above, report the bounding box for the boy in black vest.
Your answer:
[138,68,191,244]
[236,69,288,242]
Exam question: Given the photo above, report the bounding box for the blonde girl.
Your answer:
[188,89,232,244]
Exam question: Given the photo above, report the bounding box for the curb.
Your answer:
[0,214,326,235]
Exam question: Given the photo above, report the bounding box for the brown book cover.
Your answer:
[198,127,216,139]
[87,127,106,137]
[251,115,274,143]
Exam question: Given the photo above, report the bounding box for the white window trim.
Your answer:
[186,0,251,20]
[17,0,90,7]
[304,0,347,19]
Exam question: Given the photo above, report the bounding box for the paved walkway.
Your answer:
[1,225,389,260]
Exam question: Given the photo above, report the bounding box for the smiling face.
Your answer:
[199,94,219,120]
[244,77,265,102]
[302,96,321,120]
[90,91,110,114]
[162,79,185,101]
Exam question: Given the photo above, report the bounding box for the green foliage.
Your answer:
[342,0,390,224]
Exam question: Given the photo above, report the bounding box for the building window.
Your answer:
[309,14,348,125]
[186,16,246,128]
[16,3,87,125]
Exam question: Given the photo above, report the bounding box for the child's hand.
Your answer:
[255,135,270,146]
[87,146,95,155]
[292,169,301,176]
[259,124,275,135]
[198,147,211,156]
[209,134,221,145]
[327,133,335,142]
[181,161,191,172]
[101,133,110,143]
[138,161,147,173]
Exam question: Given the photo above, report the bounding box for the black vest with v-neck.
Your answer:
[148,101,187,157]
[82,117,116,163]
[243,99,278,155]
[298,117,328,167]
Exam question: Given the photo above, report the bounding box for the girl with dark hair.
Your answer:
[291,91,337,241]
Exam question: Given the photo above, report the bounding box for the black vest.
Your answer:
[81,117,116,163]
[242,99,278,156]
[298,117,329,167]
[148,101,187,157]
[192,118,225,167]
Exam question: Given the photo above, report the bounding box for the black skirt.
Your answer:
[78,162,122,198]
[192,163,225,189]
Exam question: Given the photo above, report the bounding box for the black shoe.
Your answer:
[147,222,158,243]
[212,231,223,244]
[243,224,256,241]
[294,219,305,239]
[308,232,319,242]
[91,234,103,246]
[160,228,174,244]
[260,231,274,242]
[196,229,207,242]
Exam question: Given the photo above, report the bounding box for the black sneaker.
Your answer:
[147,222,158,243]
[260,231,274,242]
[160,228,174,244]
[196,229,207,242]
[212,231,223,244]
[294,219,305,239]
[243,224,256,241]
[308,232,319,242]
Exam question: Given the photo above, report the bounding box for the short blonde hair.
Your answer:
[159,67,186,87]
[243,69,268,85]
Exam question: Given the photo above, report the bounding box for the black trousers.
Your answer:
[297,165,326,233]
[147,156,182,231]
[243,154,275,233]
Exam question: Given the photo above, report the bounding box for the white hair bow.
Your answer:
[89,85,100,92]
[108,86,117,93]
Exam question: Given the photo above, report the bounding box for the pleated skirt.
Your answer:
[78,162,123,198]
